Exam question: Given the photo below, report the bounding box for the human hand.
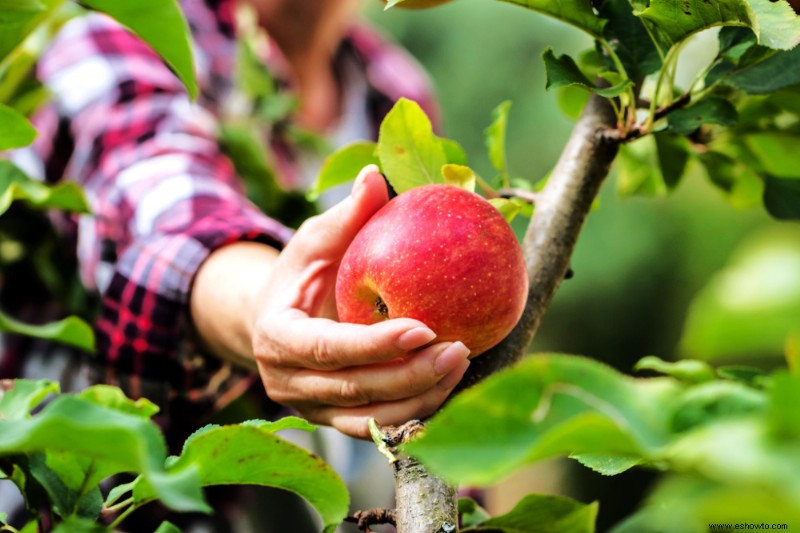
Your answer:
[251,166,471,438]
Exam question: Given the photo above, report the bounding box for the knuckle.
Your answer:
[337,379,369,406]
[312,335,337,370]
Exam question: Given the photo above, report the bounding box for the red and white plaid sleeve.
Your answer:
[29,10,292,394]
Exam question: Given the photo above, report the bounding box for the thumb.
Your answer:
[292,165,389,260]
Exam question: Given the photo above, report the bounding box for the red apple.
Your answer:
[336,184,528,357]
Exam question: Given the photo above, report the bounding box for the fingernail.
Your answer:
[397,327,437,351]
[438,358,470,390]
[433,341,470,375]
[353,164,380,196]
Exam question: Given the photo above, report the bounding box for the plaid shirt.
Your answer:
[5,0,438,414]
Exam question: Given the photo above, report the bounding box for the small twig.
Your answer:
[601,92,693,143]
[380,419,425,448]
[497,188,539,205]
[345,508,397,532]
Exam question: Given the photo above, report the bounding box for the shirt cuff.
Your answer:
[93,207,292,402]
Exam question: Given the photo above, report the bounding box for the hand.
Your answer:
[251,166,471,438]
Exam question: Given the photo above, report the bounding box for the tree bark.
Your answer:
[392,93,620,532]
[459,92,619,389]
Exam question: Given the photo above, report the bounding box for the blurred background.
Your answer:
[363,0,796,530]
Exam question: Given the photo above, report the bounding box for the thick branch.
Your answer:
[392,94,619,532]
[458,93,619,389]
[385,421,459,533]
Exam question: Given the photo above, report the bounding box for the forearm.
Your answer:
[190,241,281,370]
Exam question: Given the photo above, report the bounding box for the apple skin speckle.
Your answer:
[335,184,528,357]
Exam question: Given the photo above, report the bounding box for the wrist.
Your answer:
[190,241,280,367]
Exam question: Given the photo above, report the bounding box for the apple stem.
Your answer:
[375,296,390,319]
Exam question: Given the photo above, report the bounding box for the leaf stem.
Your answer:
[597,38,637,133]
[108,501,138,530]
[476,174,500,198]
[645,43,682,132]
[104,497,135,514]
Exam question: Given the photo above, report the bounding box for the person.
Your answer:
[1,0,471,529]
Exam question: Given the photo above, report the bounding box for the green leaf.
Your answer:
[133,424,349,533]
[746,132,799,179]
[715,366,767,386]
[667,97,738,134]
[485,100,512,177]
[768,373,800,438]
[0,310,94,353]
[0,160,90,216]
[718,27,757,61]
[763,175,800,220]
[654,133,690,190]
[0,394,208,513]
[489,198,523,223]
[543,49,593,89]
[616,134,688,197]
[637,0,752,50]
[0,0,46,63]
[77,385,159,418]
[679,228,800,359]
[634,356,716,384]
[459,498,491,527]
[744,0,800,50]
[557,86,591,120]
[154,522,182,533]
[28,452,103,520]
[377,98,447,194]
[599,0,662,80]
[50,516,108,533]
[0,104,37,150]
[499,0,606,38]
[241,416,317,433]
[405,354,681,486]
[570,453,642,476]
[462,493,598,533]
[0,0,45,24]
[309,141,379,200]
[725,46,800,94]
[543,49,632,97]
[698,150,764,209]
[440,137,468,166]
[669,380,767,433]
[79,0,197,99]
[611,476,800,533]
[442,164,477,192]
[0,379,59,420]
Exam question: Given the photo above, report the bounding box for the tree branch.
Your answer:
[458,92,619,389]
[390,94,619,532]
[382,420,458,533]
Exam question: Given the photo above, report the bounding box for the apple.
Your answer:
[336,184,528,357]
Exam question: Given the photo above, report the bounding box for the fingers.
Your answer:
[255,309,440,370]
[288,165,388,264]
[266,341,471,407]
[305,357,471,439]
